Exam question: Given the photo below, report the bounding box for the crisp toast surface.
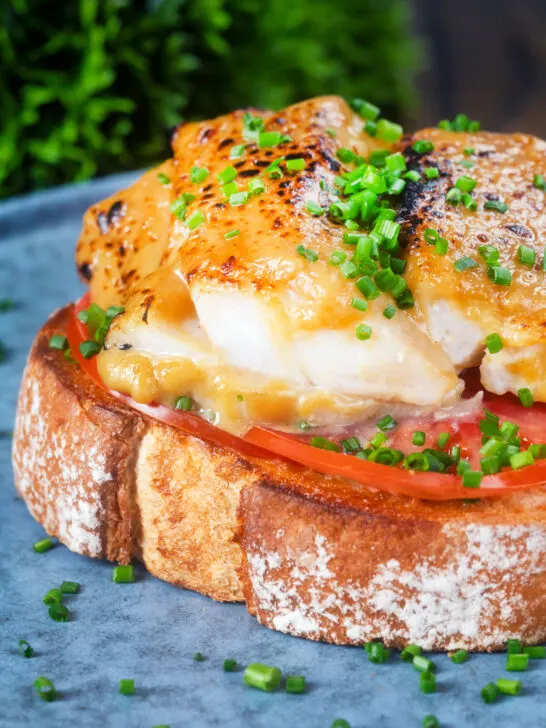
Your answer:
[13,305,546,648]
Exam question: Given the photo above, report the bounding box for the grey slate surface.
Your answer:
[0,174,544,727]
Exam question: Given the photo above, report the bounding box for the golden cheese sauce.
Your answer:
[400,129,546,347]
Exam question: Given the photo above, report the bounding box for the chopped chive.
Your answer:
[529,444,546,459]
[510,450,534,470]
[383,303,396,319]
[533,173,546,190]
[48,603,70,622]
[184,209,205,230]
[424,167,439,180]
[517,244,536,267]
[223,229,241,240]
[79,340,101,359]
[479,244,500,265]
[496,678,522,696]
[223,659,237,672]
[175,396,193,412]
[420,671,436,694]
[487,265,512,286]
[350,297,368,312]
[463,193,478,211]
[299,421,311,432]
[386,152,406,174]
[523,646,546,658]
[366,641,390,663]
[34,676,56,702]
[331,721,351,728]
[481,456,501,475]
[450,649,469,664]
[481,682,500,703]
[455,175,477,193]
[286,675,306,694]
[377,414,397,432]
[194,652,205,661]
[401,644,422,662]
[243,663,282,692]
[19,640,34,658]
[217,165,237,184]
[376,118,403,142]
[286,158,306,172]
[484,199,508,213]
[454,256,478,272]
[507,640,525,656]
[404,170,421,183]
[463,470,483,488]
[258,131,290,148]
[356,324,372,341]
[436,432,450,448]
[340,261,359,279]
[119,679,135,696]
[112,565,135,583]
[460,160,475,169]
[326,128,337,137]
[506,654,529,672]
[434,237,449,255]
[518,388,534,408]
[423,716,440,728]
[412,140,434,154]
[350,98,381,120]
[412,431,426,447]
[340,437,362,454]
[336,147,356,164]
[60,581,80,594]
[230,144,245,159]
[43,588,63,606]
[356,276,380,299]
[296,245,319,262]
[0,298,14,312]
[485,333,503,354]
[248,178,265,197]
[49,334,68,350]
[310,436,340,452]
[229,191,249,207]
[33,538,55,554]
[222,181,238,197]
[190,166,209,184]
[329,251,347,266]
[413,655,435,673]
[446,187,463,205]
[370,432,387,448]
[157,172,171,185]
[305,200,324,216]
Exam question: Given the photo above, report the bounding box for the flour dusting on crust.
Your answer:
[247,524,546,650]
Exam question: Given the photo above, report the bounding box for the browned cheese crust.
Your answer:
[13,306,546,649]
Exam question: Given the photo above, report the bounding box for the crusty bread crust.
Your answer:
[13,306,546,649]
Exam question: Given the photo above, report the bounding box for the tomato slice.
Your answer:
[68,294,546,501]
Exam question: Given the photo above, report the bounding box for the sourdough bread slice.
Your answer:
[12,305,546,649]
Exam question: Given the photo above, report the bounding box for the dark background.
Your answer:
[1,0,545,199]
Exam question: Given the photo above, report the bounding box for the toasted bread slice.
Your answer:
[13,305,546,650]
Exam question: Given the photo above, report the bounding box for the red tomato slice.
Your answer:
[68,294,546,501]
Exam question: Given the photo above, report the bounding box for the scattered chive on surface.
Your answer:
[523,646,546,658]
[157,172,170,185]
[518,388,534,408]
[487,265,512,287]
[190,166,209,184]
[420,671,436,694]
[331,721,351,728]
[34,677,56,702]
[450,649,469,664]
[484,199,508,213]
[33,537,55,553]
[223,229,241,240]
[356,324,372,341]
[112,565,135,583]
[305,200,324,216]
[19,640,34,658]
[424,167,439,179]
[485,333,503,354]
[0,298,14,312]
[496,677,522,696]
[401,644,422,662]
[194,652,205,661]
[48,603,70,622]
[119,679,135,696]
[413,655,435,673]
[243,663,282,692]
[223,659,237,672]
[296,245,319,262]
[454,256,478,272]
[481,682,500,704]
[184,209,205,231]
[506,653,529,672]
[286,158,306,172]
[43,588,63,606]
[517,244,536,267]
[286,675,306,694]
[60,581,80,595]
[423,716,440,728]
[79,340,101,359]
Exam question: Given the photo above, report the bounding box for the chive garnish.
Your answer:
[175,396,193,412]
[485,333,503,354]
[194,652,205,661]
[243,663,282,692]
[285,675,306,693]
[19,639,34,658]
[423,716,440,728]
[33,537,55,554]
[60,581,80,594]
[450,649,469,664]
[296,245,319,262]
[34,677,56,702]
[424,167,439,179]
[48,603,70,622]
[119,679,135,695]
[356,324,372,341]
[496,678,522,696]
[420,671,436,694]
[224,229,241,240]
[305,200,324,216]
[49,334,68,350]
[481,682,500,703]
[190,166,209,184]
[506,654,529,672]
[517,388,534,408]
[112,565,135,583]
[157,172,170,185]
[484,199,508,213]
[43,588,63,606]
[223,659,237,672]
[517,244,536,267]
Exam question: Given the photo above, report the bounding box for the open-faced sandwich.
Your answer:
[13,95,546,651]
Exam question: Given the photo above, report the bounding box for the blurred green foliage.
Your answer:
[0,0,420,198]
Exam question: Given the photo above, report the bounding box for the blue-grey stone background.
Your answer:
[0,174,544,727]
